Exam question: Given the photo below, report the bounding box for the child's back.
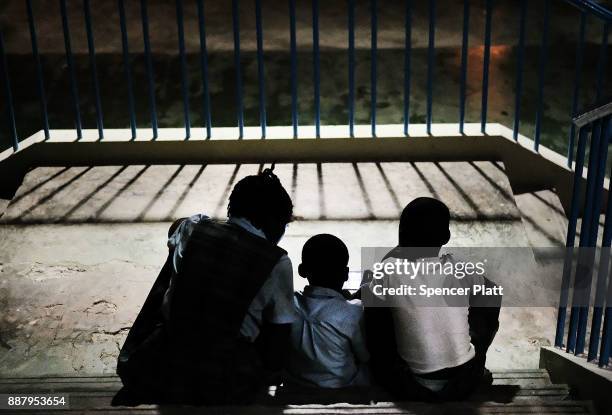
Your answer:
[287,234,369,388]
[288,285,368,388]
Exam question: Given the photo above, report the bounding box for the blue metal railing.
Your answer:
[1,0,609,146]
[480,0,493,135]
[0,0,607,149]
[403,0,412,136]
[59,0,82,140]
[26,0,49,141]
[555,102,612,367]
[118,0,137,140]
[0,0,611,365]
[312,0,321,138]
[140,0,158,139]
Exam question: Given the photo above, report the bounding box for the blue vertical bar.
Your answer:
[312,0,321,138]
[141,0,158,139]
[600,298,612,367]
[60,0,82,140]
[348,0,355,137]
[480,0,493,134]
[576,117,610,355]
[255,0,266,139]
[567,11,586,167]
[403,0,411,136]
[567,120,602,354]
[118,0,137,140]
[591,232,612,361]
[555,126,588,348]
[197,0,212,139]
[289,0,298,138]
[595,22,609,103]
[589,119,612,361]
[176,0,190,140]
[370,0,377,137]
[426,0,435,135]
[600,225,612,366]
[512,0,527,141]
[534,0,551,151]
[458,0,470,134]
[26,0,50,140]
[232,0,244,139]
[84,0,104,140]
[0,25,17,150]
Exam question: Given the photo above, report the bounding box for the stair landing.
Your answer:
[0,162,560,377]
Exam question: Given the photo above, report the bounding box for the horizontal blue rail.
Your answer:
[564,0,612,22]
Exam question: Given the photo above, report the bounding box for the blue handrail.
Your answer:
[175,0,191,140]
[60,0,82,140]
[232,0,244,139]
[118,0,137,140]
[26,0,50,141]
[426,0,435,136]
[197,0,212,139]
[348,0,355,137]
[140,0,158,139]
[255,0,267,139]
[289,0,298,139]
[84,0,104,140]
[403,0,412,137]
[564,0,612,23]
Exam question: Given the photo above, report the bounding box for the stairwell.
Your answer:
[0,160,593,413]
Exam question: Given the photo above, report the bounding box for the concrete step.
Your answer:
[0,370,556,394]
[0,371,593,414]
[0,401,596,415]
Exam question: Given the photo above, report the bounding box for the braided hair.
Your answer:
[228,167,293,226]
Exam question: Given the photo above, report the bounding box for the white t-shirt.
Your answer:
[375,254,483,374]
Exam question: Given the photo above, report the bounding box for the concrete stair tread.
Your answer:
[0,370,591,414]
[0,370,554,392]
[0,403,595,415]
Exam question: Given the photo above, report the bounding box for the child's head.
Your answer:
[228,168,293,244]
[399,197,450,248]
[298,234,349,290]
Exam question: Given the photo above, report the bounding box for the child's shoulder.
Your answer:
[337,297,364,320]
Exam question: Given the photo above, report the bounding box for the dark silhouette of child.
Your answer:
[286,234,369,388]
[114,169,296,405]
[365,197,500,401]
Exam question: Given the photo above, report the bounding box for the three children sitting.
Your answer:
[117,167,498,404]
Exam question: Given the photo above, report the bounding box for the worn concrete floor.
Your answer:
[0,161,570,376]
